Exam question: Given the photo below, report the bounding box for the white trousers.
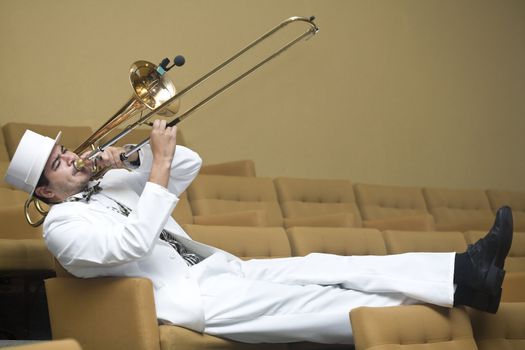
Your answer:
[191,252,456,344]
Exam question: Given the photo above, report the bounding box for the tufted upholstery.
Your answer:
[1,339,83,350]
[2,122,93,158]
[354,183,434,231]
[200,159,256,177]
[350,305,478,350]
[383,230,468,254]
[0,129,10,162]
[188,175,283,227]
[486,189,525,232]
[468,302,525,350]
[274,177,361,227]
[183,225,291,259]
[286,227,386,256]
[159,325,285,350]
[423,187,494,231]
[464,231,525,273]
[98,126,187,147]
[172,192,193,225]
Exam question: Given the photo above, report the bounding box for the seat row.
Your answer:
[175,173,525,234]
[45,224,525,350]
[1,122,524,350]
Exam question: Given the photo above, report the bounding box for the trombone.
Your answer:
[24,15,319,226]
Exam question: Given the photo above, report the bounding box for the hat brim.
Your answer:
[28,131,62,198]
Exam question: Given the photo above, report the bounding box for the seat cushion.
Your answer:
[350,305,478,350]
[468,302,525,350]
[183,225,291,259]
[286,227,386,256]
[159,324,286,350]
[383,230,468,254]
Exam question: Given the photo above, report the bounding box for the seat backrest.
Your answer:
[183,224,291,259]
[187,175,283,227]
[274,177,362,227]
[464,231,525,273]
[355,183,434,231]
[468,302,525,350]
[350,305,478,350]
[98,127,186,147]
[2,123,93,159]
[383,230,468,254]
[423,187,494,231]
[486,189,525,232]
[0,128,10,162]
[171,192,193,225]
[200,159,256,177]
[286,227,386,256]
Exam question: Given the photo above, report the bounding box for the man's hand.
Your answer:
[79,147,132,173]
[148,119,177,188]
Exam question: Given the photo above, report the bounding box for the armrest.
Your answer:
[2,339,82,350]
[45,277,160,350]
[350,305,477,350]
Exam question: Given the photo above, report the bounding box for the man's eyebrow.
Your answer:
[51,146,65,171]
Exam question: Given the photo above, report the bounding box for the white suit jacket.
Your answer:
[43,145,236,332]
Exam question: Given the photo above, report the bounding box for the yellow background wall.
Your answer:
[1,0,524,191]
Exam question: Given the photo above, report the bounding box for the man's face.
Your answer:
[36,144,92,202]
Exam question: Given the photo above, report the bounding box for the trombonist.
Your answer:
[4,120,514,344]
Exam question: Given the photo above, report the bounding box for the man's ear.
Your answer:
[34,186,55,200]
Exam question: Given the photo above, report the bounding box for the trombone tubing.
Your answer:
[90,16,319,162]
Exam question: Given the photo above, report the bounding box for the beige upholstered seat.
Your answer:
[172,192,193,225]
[350,305,478,350]
[423,187,494,231]
[2,123,93,158]
[286,227,386,256]
[383,230,468,254]
[159,325,286,350]
[486,189,525,232]
[188,175,283,227]
[274,177,361,228]
[354,183,434,231]
[200,159,256,177]
[1,339,82,350]
[468,302,525,350]
[184,225,291,259]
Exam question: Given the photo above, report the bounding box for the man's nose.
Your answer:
[62,152,78,166]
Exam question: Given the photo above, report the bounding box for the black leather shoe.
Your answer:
[455,285,502,314]
[466,206,513,294]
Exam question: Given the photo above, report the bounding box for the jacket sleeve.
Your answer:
[44,182,178,268]
[102,145,202,198]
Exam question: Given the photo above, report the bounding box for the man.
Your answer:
[5,121,513,344]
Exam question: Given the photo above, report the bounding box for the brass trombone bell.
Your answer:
[73,60,180,162]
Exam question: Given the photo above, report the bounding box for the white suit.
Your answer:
[43,145,455,344]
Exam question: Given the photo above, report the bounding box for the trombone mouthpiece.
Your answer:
[74,159,85,171]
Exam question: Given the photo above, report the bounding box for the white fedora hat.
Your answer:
[4,130,62,197]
